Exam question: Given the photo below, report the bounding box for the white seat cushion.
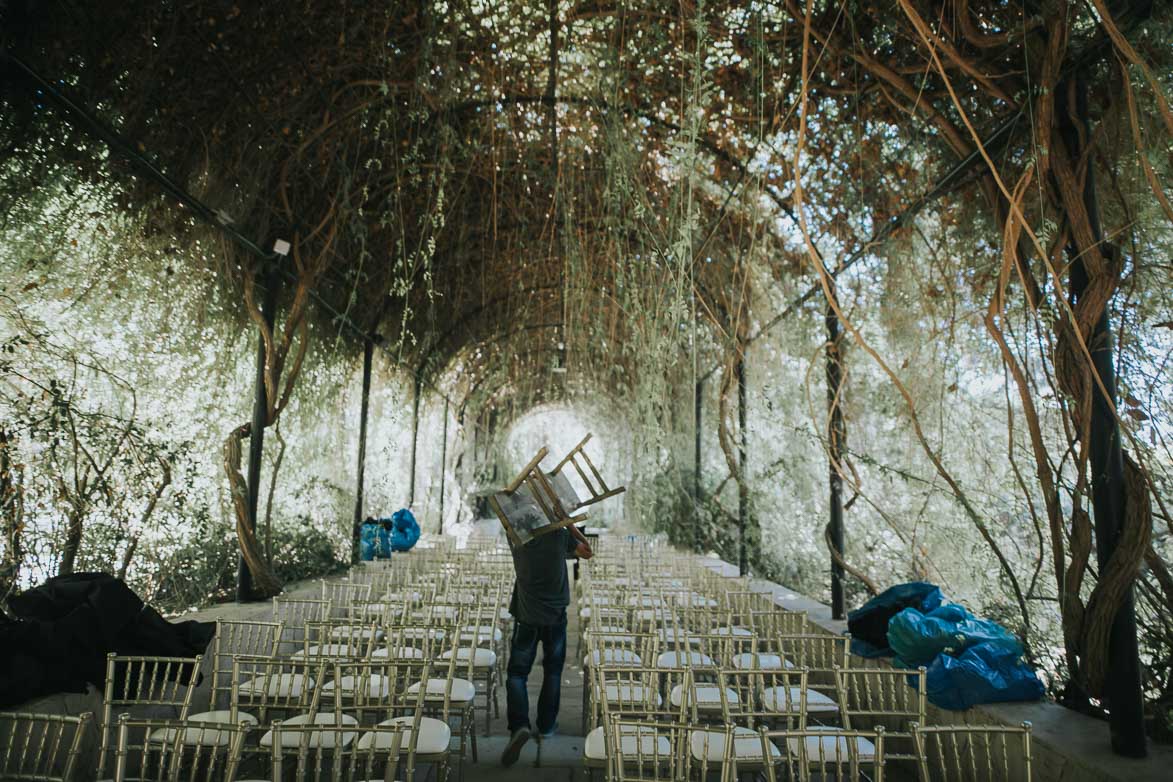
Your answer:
[259,713,358,749]
[658,629,702,647]
[499,608,513,621]
[398,627,446,641]
[785,728,875,762]
[584,649,642,668]
[323,674,392,699]
[656,651,714,668]
[584,725,671,761]
[713,626,753,637]
[329,625,384,642]
[459,625,504,643]
[439,647,497,667]
[689,727,781,762]
[382,590,423,603]
[761,686,838,713]
[372,645,425,660]
[602,684,662,706]
[149,711,257,746]
[236,673,314,699]
[669,684,738,710]
[635,608,672,623]
[731,653,791,670]
[356,716,452,755]
[290,643,358,659]
[407,677,476,703]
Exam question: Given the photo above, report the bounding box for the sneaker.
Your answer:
[501,727,530,767]
[538,723,558,739]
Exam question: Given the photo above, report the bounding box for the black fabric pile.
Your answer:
[0,572,215,709]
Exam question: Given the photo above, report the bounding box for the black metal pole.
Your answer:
[1061,72,1146,758]
[737,352,748,577]
[352,338,374,563]
[694,378,703,551]
[407,375,421,507]
[826,292,847,620]
[238,266,280,602]
[438,397,449,534]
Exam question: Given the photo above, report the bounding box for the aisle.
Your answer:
[466,560,585,780]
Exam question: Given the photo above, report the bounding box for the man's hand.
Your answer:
[574,541,594,560]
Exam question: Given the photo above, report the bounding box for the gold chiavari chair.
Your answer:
[910,722,1032,782]
[0,711,91,782]
[97,654,202,779]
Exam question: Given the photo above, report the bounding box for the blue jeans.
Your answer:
[506,614,567,734]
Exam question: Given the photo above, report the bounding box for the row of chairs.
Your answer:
[573,538,1033,781]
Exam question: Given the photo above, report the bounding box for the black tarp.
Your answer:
[0,572,214,708]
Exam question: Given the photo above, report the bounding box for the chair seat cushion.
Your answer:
[584,725,671,761]
[602,684,662,707]
[290,643,359,659]
[658,629,702,647]
[584,649,642,668]
[149,711,257,746]
[236,673,314,699]
[329,625,385,642]
[259,713,359,749]
[760,686,838,713]
[356,716,452,755]
[731,653,792,670]
[407,677,476,703]
[439,647,497,667]
[656,651,714,668]
[323,674,392,699]
[669,684,738,710]
[713,626,753,637]
[689,727,781,762]
[459,625,504,643]
[372,645,425,660]
[785,728,875,762]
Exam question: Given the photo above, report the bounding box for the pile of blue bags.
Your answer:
[847,582,1044,710]
[359,509,421,561]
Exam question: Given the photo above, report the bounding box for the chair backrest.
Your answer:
[604,717,694,782]
[98,654,202,778]
[266,720,413,782]
[759,725,887,782]
[584,630,659,669]
[721,668,809,729]
[112,715,249,782]
[321,580,373,611]
[749,609,809,635]
[229,655,325,724]
[776,634,850,690]
[836,667,927,762]
[0,711,91,782]
[210,620,283,709]
[272,597,333,655]
[302,621,377,660]
[911,722,1032,782]
[593,666,689,727]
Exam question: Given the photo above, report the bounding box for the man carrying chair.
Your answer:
[500,522,593,766]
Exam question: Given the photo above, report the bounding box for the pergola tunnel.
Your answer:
[1,0,1171,775]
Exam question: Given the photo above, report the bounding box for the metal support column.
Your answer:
[238,266,279,602]
[438,397,449,534]
[737,353,748,577]
[1061,72,1145,758]
[351,338,374,563]
[694,378,703,551]
[826,292,847,620]
[407,375,421,507]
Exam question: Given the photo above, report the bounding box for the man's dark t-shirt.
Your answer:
[509,527,577,626]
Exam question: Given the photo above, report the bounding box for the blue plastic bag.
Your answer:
[921,642,1044,710]
[847,582,943,657]
[888,605,1023,666]
[388,509,420,552]
[359,520,392,561]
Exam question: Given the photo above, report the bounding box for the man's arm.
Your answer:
[568,526,593,560]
